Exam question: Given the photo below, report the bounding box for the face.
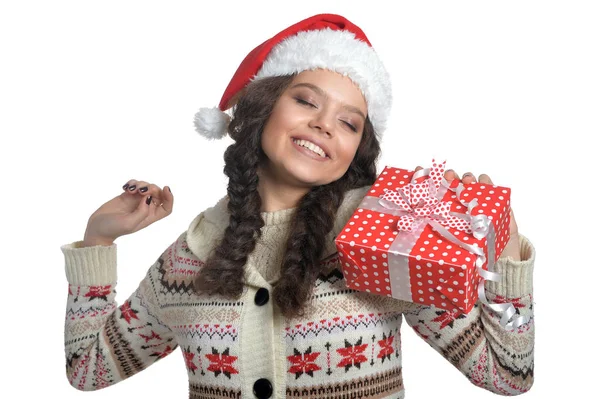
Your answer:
[259,69,368,190]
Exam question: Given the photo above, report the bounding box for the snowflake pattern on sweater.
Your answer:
[62,187,535,398]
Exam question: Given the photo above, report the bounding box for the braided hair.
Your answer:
[193,75,381,318]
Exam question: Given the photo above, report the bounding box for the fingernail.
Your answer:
[139,186,148,193]
[123,183,129,190]
[146,195,152,205]
[168,187,172,194]
[129,185,137,191]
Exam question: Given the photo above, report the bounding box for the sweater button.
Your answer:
[253,378,272,398]
[254,288,270,306]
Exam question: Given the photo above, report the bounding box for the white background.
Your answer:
[1,0,598,397]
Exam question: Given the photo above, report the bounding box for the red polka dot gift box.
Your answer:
[335,160,512,314]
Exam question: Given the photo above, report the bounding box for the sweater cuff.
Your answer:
[486,234,535,298]
[60,240,117,286]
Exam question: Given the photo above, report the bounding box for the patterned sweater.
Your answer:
[61,186,535,398]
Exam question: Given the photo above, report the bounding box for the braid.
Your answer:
[193,137,264,297]
[194,74,381,319]
[273,117,379,318]
[193,75,292,296]
[272,181,346,317]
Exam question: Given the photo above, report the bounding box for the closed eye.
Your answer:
[341,120,357,132]
[294,98,316,108]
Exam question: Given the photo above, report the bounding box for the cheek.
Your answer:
[268,100,304,130]
[260,123,279,159]
[337,138,362,166]
[261,121,291,159]
[263,111,296,143]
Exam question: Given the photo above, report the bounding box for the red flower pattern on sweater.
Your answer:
[288,347,322,378]
[205,348,239,379]
[336,338,369,371]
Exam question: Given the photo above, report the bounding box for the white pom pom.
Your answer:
[193,107,231,140]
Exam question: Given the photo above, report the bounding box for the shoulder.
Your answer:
[185,195,229,260]
[320,185,371,265]
[333,185,371,233]
[187,195,229,233]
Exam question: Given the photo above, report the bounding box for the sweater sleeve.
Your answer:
[60,238,179,391]
[402,234,535,396]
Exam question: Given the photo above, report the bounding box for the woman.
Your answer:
[61,13,534,398]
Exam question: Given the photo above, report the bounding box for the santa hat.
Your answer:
[194,13,392,140]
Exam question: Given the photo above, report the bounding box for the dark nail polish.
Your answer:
[123,184,129,190]
[129,185,137,191]
[139,187,148,193]
[146,195,152,205]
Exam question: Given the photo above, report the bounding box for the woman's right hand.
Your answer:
[82,180,174,246]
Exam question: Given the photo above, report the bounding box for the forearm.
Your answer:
[61,241,176,391]
[405,234,535,395]
[62,241,120,390]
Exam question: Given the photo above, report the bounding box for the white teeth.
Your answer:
[293,139,327,158]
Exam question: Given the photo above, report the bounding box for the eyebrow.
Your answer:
[290,82,367,121]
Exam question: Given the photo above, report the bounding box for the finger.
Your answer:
[478,174,493,185]
[444,169,457,181]
[509,207,519,235]
[462,172,477,184]
[131,180,151,196]
[134,182,163,204]
[412,166,428,182]
[124,179,141,194]
[157,186,174,215]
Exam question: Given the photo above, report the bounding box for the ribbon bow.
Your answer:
[379,160,472,233]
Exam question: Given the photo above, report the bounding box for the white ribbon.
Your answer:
[360,167,529,331]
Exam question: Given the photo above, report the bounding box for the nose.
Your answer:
[308,109,335,136]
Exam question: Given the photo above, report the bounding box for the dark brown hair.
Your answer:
[193,74,381,318]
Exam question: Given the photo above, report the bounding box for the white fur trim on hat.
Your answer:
[254,28,392,137]
[194,107,231,140]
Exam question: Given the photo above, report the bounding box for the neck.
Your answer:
[257,166,311,212]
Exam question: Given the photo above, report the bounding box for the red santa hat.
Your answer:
[194,13,392,140]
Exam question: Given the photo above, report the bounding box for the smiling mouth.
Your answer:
[291,138,329,158]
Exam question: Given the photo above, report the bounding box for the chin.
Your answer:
[286,165,328,186]
[293,169,343,187]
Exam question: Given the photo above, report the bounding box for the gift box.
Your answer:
[335,160,512,314]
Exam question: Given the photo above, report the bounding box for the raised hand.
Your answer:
[82,180,174,247]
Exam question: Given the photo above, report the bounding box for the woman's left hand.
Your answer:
[415,166,521,261]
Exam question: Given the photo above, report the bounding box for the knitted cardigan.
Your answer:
[61,186,535,398]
